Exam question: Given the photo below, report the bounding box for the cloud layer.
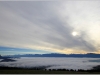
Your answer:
[0,57,100,70]
[0,1,100,54]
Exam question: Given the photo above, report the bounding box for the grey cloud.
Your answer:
[0,1,97,53]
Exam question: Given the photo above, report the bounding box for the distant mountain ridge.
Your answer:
[0,55,16,62]
[3,53,100,58]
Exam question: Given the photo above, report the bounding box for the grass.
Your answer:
[0,70,100,74]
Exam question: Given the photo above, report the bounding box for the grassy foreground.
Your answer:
[0,70,100,74]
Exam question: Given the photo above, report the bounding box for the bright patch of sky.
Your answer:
[0,46,52,55]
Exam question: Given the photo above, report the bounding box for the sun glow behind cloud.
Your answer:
[0,1,100,55]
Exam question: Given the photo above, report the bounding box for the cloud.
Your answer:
[0,57,100,70]
[0,1,100,54]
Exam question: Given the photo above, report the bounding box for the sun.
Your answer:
[72,31,78,36]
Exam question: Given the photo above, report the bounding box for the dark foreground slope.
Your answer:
[0,70,96,74]
[0,65,100,74]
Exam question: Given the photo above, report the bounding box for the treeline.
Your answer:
[46,68,100,72]
[0,66,49,70]
[0,66,100,72]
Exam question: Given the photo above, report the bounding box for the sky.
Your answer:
[0,1,100,55]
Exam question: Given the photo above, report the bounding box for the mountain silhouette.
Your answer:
[4,53,100,58]
[0,55,16,62]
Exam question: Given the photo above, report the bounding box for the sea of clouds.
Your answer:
[0,57,100,70]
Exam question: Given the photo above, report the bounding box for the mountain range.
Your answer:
[2,53,100,58]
